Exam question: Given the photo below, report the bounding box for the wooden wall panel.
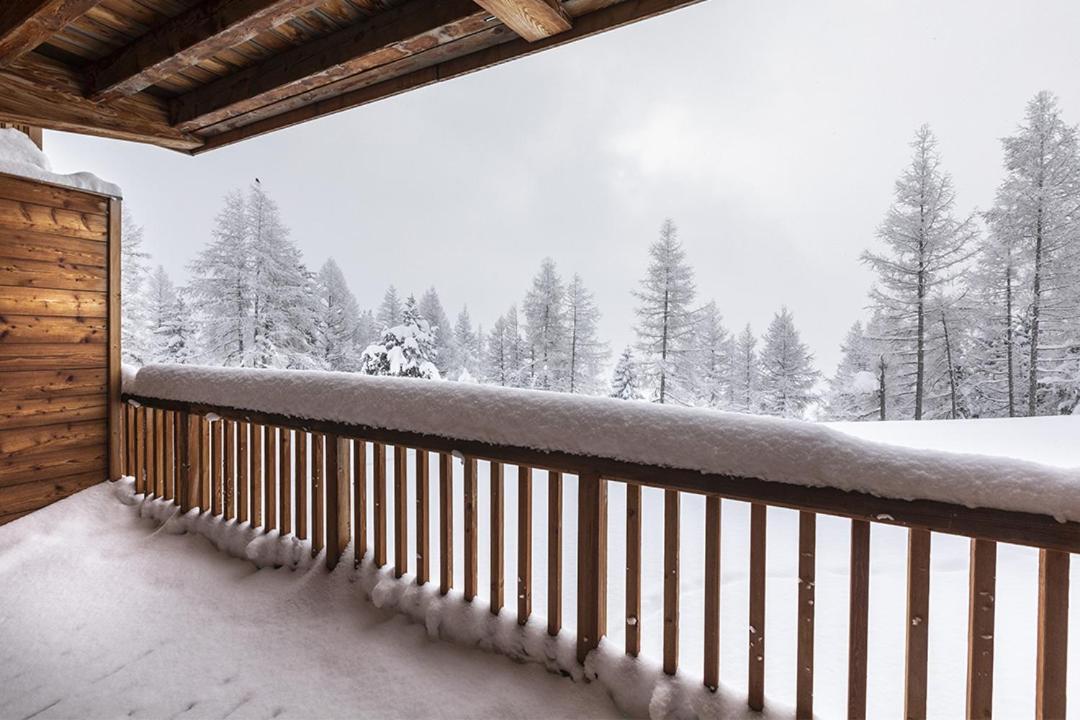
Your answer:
[0,173,116,524]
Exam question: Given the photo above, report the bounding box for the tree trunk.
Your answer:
[941,309,958,419]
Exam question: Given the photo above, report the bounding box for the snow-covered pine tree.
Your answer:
[610,346,642,400]
[357,309,377,349]
[144,265,194,364]
[187,189,252,366]
[823,321,883,421]
[316,258,364,371]
[120,208,152,365]
[730,324,760,414]
[376,286,403,331]
[688,300,731,407]
[360,295,440,379]
[758,307,819,418]
[564,274,607,394]
[862,125,976,419]
[990,92,1080,415]
[523,258,569,391]
[483,307,525,386]
[634,218,697,404]
[417,288,454,377]
[453,307,481,380]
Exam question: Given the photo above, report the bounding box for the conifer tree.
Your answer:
[453,307,481,379]
[419,287,454,376]
[689,300,731,407]
[730,324,760,413]
[377,286,403,331]
[610,346,642,400]
[316,258,364,371]
[523,258,568,391]
[360,295,440,379]
[564,274,607,394]
[120,209,152,365]
[758,307,819,417]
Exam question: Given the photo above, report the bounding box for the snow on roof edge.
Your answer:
[128,364,1080,524]
[0,129,122,198]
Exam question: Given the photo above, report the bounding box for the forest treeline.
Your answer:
[123,91,1080,422]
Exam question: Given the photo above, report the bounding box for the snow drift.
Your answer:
[127,364,1080,522]
[0,128,122,197]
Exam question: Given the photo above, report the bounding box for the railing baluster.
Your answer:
[373,442,386,567]
[518,465,532,625]
[663,488,680,675]
[211,419,222,515]
[297,431,308,540]
[849,519,870,719]
[625,482,641,656]
[325,434,349,569]
[966,539,996,720]
[265,426,277,531]
[280,428,292,535]
[251,424,263,526]
[439,452,453,595]
[183,412,201,513]
[199,416,210,508]
[704,495,721,691]
[394,445,408,578]
[224,420,235,520]
[905,528,931,720]
[576,470,607,663]
[165,411,176,502]
[1036,549,1069,719]
[124,404,134,478]
[464,456,478,601]
[145,408,156,496]
[354,439,367,565]
[797,511,816,719]
[548,470,562,636]
[749,502,767,711]
[135,406,146,494]
[238,422,249,524]
[153,409,165,497]
[491,461,504,614]
[312,433,324,555]
[416,449,429,584]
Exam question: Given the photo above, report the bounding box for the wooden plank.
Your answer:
[848,519,870,720]
[517,464,532,625]
[373,441,386,566]
[251,423,262,526]
[124,393,1080,554]
[439,452,452,595]
[134,404,145,493]
[0,343,104,370]
[0,315,104,344]
[211,419,222,515]
[415,448,429,584]
[796,511,816,720]
[325,434,348,569]
[749,503,766,711]
[0,229,106,268]
[171,0,489,131]
[199,416,209,509]
[0,286,106,317]
[490,461,505,612]
[393,444,408,577]
[966,539,996,720]
[279,427,291,535]
[0,0,105,66]
[576,471,606,663]
[153,408,164,497]
[312,432,324,555]
[1036,549,1069,720]
[353,438,366,565]
[0,257,106,292]
[548,469,562,635]
[0,198,107,241]
[625,481,641,656]
[704,494,721,690]
[176,410,193,512]
[0,442,104,486]
[0,419,104,457]
[905,528,931,720]
[0,394,105,430]
[224,419,234,519]
[297,430,308,539]
[663,488,679,675]
[0,469,101,516]
[0,175,106,214]
[87,0,330,101]
[471,0,571,42]
[237,421,249,523]
[464,455,477,601]
[124,403,133,477]
[264,425,276,530]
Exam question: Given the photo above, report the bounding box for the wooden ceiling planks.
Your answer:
[0,0,704,153]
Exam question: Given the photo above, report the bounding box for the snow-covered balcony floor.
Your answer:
[0,485,621,720]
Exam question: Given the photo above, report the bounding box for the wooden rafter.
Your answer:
[86,0,331,102]
[471,0,571,42]
[170,0,491,132]
[0,0,103,66]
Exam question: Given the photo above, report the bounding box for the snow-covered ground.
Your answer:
[2,415,1078,719]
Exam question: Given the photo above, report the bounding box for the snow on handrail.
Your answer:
[127,363,1080,524]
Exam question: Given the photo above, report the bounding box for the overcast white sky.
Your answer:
[44,0,1080,374]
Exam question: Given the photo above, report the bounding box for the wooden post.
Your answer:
[178,411,200,513]
[905,528,931,720]
[211,420,222,516]
[224,420,235,520]
[106,197,121,480]
[625,482,641,656]
[849,519,870,720]
[748,503,767,711]
[663,488,679,675]
[312,433,324,555]
[124,404,135,479]
[704,495,721,691]
[576,471,607,664]
[135,406,146,494]
[394,445,408,578]
[238,422,249,523]
[464,456,478,601]
[490,461,504,614]
[966,539,996,720]
[416,449,429,584]
[265,426,277,531]
[251,424,263,526]
[297,431,308,539]
[439,452,453,595]
[325,435,349,570]
[373,442,386,567]
[1036,549,1069,719]
[548,470,562,636]
[354,439,367,565]
[153,409,165,497]
[517,465,532,625]
[796,511,816,720]
[279,428,292,535]
[163,411,175,501]
[199,416,210,508]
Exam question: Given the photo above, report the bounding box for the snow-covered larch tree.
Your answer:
[453,307,482,380]
[758,307,819,418]
[634,218,697,404]
[688,300,731,408]
[376,286,403,331]
[862,125,976,419]
[730,324,760,414]
[523,258,569,391]
[483,306,525,386]
[144,265,194,364]
[120,208,152,365]
[360,295,440,379]
[564,274,607,394]
[316,258,364,371]
[610,346,642,400]
[418,288,454,376]
[824,321,884,421]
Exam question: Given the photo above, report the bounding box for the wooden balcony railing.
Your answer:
[120,380,1076,720]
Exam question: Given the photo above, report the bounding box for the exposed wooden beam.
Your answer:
[0,55,201,151]
[86,0,329,102]
[170,0,492,132]
[471,0,571,41]
[194,0,704,153]
[0,0,103,66]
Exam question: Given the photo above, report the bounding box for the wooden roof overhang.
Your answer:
[0,0,701,154]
